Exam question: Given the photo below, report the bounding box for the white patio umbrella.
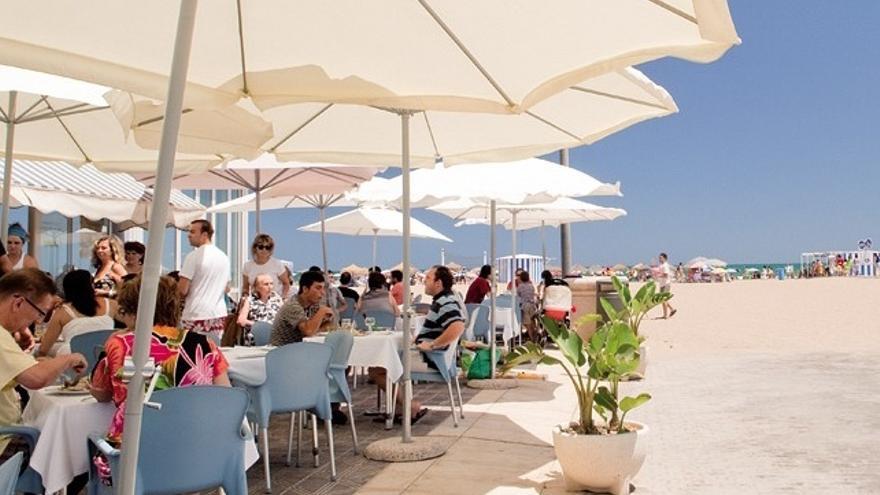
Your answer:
[298,207,452,267]
[0,159,204,229]
[353,161,622,378]
[207,189,360,271]
[0,1,739,113]
[0,65,267,242]
[0,1,739,478]
[442,197,627,267]
[434,197,625,348]
[133,152,381,233]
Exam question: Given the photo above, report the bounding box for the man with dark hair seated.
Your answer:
[369,265,466,425]
[338,271,359,303]
[270,271,335,346]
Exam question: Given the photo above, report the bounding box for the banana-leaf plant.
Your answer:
[601,276,672,337]
[502,314,650,434]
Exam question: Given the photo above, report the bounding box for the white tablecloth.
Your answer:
[495,307,519,343]
[22,387,116,493]
[225,332,407,383]
[22,386,258,493]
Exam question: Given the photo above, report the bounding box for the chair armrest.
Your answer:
[228,371,265,388]
[88,433,120,458]
[240,421,255,441]
[329,364,347,371]
[0,425,40,451]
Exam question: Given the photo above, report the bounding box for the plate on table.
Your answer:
[48,383,91,396]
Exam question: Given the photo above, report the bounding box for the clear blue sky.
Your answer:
[256,1,880,269]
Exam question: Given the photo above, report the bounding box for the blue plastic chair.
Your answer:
[87,386,250,495]
[340,297,358,320]
[0,452,23,495]
[323,331,359,453]
[69,329,114,372]
[466,304,492,342]
[363,309,395,330]
[0,426,41,494]
[495,294,512,308]
[410,334,465,427]
[251,320,273,346]
[229,342,336,492]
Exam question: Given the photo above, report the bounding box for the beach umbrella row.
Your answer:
[0,0,739,484]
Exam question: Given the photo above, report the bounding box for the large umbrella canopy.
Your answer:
[116,67,679,167]
[0,65,264,241]
[1,159,204,229]
[0,1,739,113]
[349,158,621,207]
[298,207,451,267]
[132,152,381,232]
[0,66,267,170]
[432,197,627,228]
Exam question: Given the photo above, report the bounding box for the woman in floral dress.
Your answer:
[90,274,229,484]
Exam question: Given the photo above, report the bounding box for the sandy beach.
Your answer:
[357,277,880,494]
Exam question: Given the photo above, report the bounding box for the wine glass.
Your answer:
[364,316,376,331]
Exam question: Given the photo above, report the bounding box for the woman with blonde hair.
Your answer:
[241,233,290,298]
[91,236,127,297]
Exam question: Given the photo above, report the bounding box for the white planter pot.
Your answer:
[635,344,648,377]
[553,422,648,494]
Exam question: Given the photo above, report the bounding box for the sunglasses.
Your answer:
[19,295,48,321]
[255,244,273,251]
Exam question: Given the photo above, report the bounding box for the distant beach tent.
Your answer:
[497,254,544,285]
[340,264,368,277]
[612,263,629,272]
[0,159,204,229]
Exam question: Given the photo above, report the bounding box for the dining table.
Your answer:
[224,327,414,429]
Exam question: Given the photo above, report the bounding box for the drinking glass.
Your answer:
[364,316,376,331]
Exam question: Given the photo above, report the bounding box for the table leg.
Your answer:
[385,374,394,429]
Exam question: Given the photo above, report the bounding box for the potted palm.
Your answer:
[601,277,672,378]
[502,312,650,493]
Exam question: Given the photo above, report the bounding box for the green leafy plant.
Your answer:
[601,276,672,337]
[503,315,649,434]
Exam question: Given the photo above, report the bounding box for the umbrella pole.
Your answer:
[511,211,519,345]
[372,230,378,267]
[558,148,571,275]
[541,220,546,267]
[489,200,497,378]
[320,206,328,273]
[1,91,17,245]
[254,169,262,234]
[400,112,413,442]
[117,3,198,494]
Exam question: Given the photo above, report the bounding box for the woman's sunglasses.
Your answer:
[255,244,273,251]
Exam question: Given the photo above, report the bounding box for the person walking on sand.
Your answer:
[658,252,677,319]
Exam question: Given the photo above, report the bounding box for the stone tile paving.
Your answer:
[208,376,479,495]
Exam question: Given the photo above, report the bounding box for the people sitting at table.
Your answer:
[356,271,400,317]
[270,270,335,346]
[0,269,88,463]
[464,264,492,304]
[122,241,145,276]
[6,223,38,271]
[90,274,230,484]
[368,265,466,424]
[92,236,127,298]
[517,271,539,342]
[389,269,404,305]
[338,271,360,303]
[242,234,291,299]
[236,273,283,344]
[36,269,116,357]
